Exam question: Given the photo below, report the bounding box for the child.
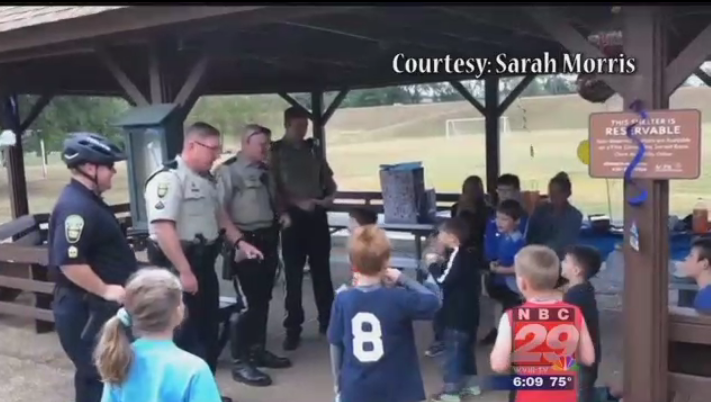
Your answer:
[681,238,711,313]
[423,234,448,357]
[429,218,483,402]
[347,207,378,232]
[94,268,224,402]
[338,208,379,292]
[490,245,596,402]
[482,199,527,344]
[562,245,602,402]
[328,225,441,402]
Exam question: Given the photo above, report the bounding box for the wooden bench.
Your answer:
[217,295,242,356]
[0,215,54,333]
[668,308,711,402]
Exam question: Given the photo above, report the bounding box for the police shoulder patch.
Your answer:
[64,214,85,244]
[157,181,169,198]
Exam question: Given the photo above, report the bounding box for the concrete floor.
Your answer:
[0,253,624,402]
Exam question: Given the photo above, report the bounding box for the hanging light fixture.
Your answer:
[576,6,624,103]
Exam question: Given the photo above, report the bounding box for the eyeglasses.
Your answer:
[194,141,222,153]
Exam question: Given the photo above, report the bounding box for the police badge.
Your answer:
[64,215,85,244]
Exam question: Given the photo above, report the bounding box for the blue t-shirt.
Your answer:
[492,230,526,287]
[694,285,711,314]
[101,339,221,402]
[484,214,528,262]
[328,286,440,402]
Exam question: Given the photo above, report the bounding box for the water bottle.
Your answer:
[692,198,709,234]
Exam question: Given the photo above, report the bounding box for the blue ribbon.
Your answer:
[624,100,649,206]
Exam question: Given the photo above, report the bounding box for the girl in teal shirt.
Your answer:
[94,268,224,402]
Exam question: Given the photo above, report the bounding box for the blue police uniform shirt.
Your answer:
[48,179,138,290]
[484,213,528,262]
[100,339,221,402]
[492,230,526,287]
[694,285,711,314]
[328,285,440,402]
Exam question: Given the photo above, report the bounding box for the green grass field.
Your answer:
[3,86,711,224]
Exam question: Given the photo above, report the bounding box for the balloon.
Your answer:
[577,140,590,165]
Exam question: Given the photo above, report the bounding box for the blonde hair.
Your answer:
[93,268,183,385]
[514,245,561,291]
[348,224,391,276]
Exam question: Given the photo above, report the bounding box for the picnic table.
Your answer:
[327,212,441,260]
[580,226,700,307]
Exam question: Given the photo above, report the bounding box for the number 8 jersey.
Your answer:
[328,283,440,402]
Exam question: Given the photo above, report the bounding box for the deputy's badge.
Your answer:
[67,246,78,258]
[155,200,165,210]
[157,181,169,198]
[64,215,85,244]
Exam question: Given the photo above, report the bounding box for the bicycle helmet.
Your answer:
[62,132,126,168]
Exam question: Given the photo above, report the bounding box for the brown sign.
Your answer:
[588,109,702,179]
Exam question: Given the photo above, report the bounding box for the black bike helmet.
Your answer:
[62,132,126,168]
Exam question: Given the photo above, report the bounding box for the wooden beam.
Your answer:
[484,76,500,197]
[526,7,629,99]
[498,74,535,115]
[19,93,52,132]
[148,43,164,104]
[449,81,485,115]
[277,92,313,120]
[95,47,149,106]
[665,23,711,96]
[694,67,711,87]
[0,6,370,55]
[322,89,349,124]
[173,43,217,108]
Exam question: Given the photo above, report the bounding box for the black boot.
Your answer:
[250,346,292,369]
[231,357,272,387]
[282,332,301,351]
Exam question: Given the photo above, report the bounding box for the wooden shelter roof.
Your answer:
[0,5,710,96]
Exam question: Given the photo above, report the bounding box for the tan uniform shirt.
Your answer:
[145,156,221,242]
[214,151,276,231]
[270,138,337,204]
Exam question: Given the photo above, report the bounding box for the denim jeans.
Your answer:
[578,364,598,402]
[433,309,445,343]
[442,328,477,394]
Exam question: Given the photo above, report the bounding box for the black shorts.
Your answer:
[484,274,523,310]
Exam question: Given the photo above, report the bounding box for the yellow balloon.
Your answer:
[577,140,590,165]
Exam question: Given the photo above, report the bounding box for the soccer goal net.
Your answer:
[445,117,510,139]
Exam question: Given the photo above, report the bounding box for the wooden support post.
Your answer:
[0,93,53,218]
[622,7,669,402]
[311,91,325,158]
[484,77,500,197]
[693,67,711,87]
[96,47,149,107]
[665,22,711,96]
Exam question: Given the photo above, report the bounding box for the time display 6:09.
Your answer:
[511,375,575,390]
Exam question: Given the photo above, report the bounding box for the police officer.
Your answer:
[271,106,338,351]
[214,124,292,387]
[49,133,138,402]
[144,122,243,402]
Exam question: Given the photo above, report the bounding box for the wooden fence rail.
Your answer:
[0,191,456,333]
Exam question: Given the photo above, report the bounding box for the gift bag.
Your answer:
[379,162,426,224]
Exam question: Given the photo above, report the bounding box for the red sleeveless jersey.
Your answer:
[510,300,583,402]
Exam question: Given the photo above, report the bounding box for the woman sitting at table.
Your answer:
[526,171,583,258]
[450,175,493,252]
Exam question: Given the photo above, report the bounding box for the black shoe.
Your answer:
[251,348,292,369]
[480,328,498,345]
[283,334,301,351]
[221,397,233,402]
[231,360,272,387]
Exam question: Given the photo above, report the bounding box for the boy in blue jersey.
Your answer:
[482,198,526,345]
[94,268,224,402]
[430,218,483,402]
[328,225,441,402]
[680,238,711,314]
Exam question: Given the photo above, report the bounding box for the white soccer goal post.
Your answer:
[445,117,510,139]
